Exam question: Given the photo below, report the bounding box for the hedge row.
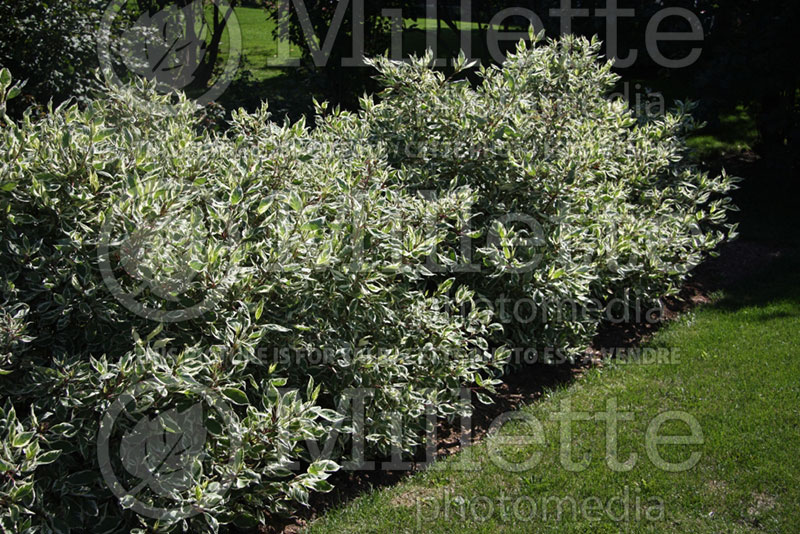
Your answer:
[0,35,736,533]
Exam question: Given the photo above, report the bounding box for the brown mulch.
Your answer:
[265,238,783,533]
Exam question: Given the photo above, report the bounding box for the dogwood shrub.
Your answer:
[0,34,736,533]
[0,70,500,532]
[340,34,738,355]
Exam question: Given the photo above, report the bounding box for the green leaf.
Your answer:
[288,192,303,212]
[306,478,333,492]
[232,513,260,529]
[12,431,34,448]
[475,391,494,405]
[264,323,291,333]
[222,388,248,405]
[0,68,11,90]
[37,450,62,465]
[11,483,33,504]
[230,186,243,205]
[257,199,271,215]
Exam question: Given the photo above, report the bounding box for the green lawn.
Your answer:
[230,7,302,79]
[688,105,760,161]
[306,252,800,533]
[227,8,524,80]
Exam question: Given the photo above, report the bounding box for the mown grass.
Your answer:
[229,7,302,79]
[224,8,524,80]
[305,252,800,533]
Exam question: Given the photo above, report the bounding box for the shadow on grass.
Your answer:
[712,249,800,316]
[216,69,321,123]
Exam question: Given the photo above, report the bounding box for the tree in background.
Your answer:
[1,0,240,116]
[265,0,797,166]
[265,0,422,106]
[693,0,799,164]
[124,0,239,92]
[0,0,105,113]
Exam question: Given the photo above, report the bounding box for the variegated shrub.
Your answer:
[0,33,736,533]
[0,71,500,532]
[344,33,738,356]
